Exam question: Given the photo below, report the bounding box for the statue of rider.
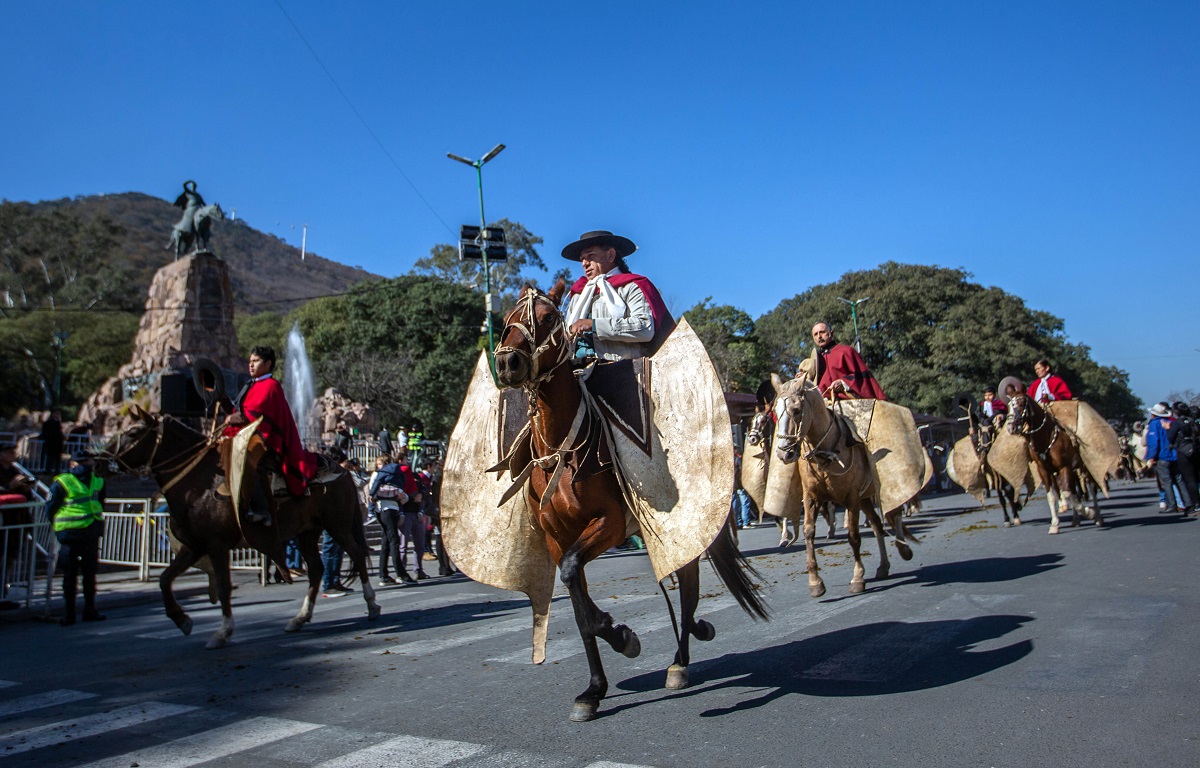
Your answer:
[172,180,205,239]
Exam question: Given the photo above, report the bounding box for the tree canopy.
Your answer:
[755,262,1141,422]
[412,218,570,300]
[682,299,772,393]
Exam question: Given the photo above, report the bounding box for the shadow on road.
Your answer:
[608,614,1033,718]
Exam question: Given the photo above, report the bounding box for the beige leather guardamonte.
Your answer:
[229,416,264,520]
[599,317,736,582]
[440,353,556,665]
[949,435,988,504]
[832,399,926,514]
[988,427,1037,493]
[763,426,803,525]
[1045,400,1122,496]
[922,449,935,492]
[741,439,770,522]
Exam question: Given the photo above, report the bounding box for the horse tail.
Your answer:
[705,518,770,621]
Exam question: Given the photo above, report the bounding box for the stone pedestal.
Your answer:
[79,252,241,434]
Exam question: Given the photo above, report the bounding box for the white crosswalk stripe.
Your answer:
[313,734,488,768]
[0,702,197,756]
[0,689,96,718]
[77,716,322,768]
[585,762,658,768]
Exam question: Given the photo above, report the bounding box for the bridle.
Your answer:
[495,289,572,393]
[101,416,215,492]
[1009,395,1061,460]
[775,385,842,467]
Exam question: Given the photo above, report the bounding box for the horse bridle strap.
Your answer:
[496,290,572,390]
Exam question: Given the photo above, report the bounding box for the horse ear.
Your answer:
[771,372,784,393]
[547,277,567,305]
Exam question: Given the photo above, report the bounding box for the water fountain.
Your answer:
[285,321,317,446]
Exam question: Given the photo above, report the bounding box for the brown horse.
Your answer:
[774,378,914,598]
[493,282,769,722]
[960,401,1025,527]
[1006,394,1101,534]
[103,410,379,648]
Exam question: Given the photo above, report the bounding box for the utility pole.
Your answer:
[836,296,870,353]
[448,144,508,386]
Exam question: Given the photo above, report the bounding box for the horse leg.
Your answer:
[326,506,382,621]
[664,558,710,691]
[560,515,631,722]
[883,507,915,561]
[862,504,891,581]
[159,545,202,636]
[845,503,867,594]
[822,503,836,539]
[205,550,235,650]
[802,496,826,598]
[286,529,322,632]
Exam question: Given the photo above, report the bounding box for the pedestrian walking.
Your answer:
[1145,402,1185,514]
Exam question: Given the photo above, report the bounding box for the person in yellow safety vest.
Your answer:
[45,450,107,626]
[407,423,423,454]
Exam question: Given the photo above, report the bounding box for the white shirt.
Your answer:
[1034,376,1054,402]
[563,268,655,361]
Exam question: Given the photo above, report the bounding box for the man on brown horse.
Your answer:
[221,345,317,526]
[1028,358,1072,403]
[561,230,672,362]
[806,322,887,400]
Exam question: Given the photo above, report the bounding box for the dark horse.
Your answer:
[494,282,769,722]
[955,395,1025,527]
[1007,394,1102,534]
[104,409,379,648]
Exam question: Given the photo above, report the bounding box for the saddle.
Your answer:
[215,435,343,498]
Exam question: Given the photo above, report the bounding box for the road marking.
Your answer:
[313,734,488,768]
[586,762,659,768]
[77,716,321,768]
[0,702,197,756]
[0,689,97,718]
[378,612,535,656]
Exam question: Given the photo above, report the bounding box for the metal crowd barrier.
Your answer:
[0,504,55,611]
[99,497,264,580]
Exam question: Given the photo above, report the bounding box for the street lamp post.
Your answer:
[836,296,870,353]
[448,143,506,386]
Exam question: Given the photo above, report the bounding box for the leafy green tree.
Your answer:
[234,311,290,358]
[412,219,569,301]
[293,276,483,437]
[682,298,772,393]
[756,262,1141,423]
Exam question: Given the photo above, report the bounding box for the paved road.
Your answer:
[2,480,1197,767]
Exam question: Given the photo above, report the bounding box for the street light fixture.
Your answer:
[447,143,508,385]
[836,296,870,353]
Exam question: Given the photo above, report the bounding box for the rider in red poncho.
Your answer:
[221,345,317,526]
[806,322,887,401]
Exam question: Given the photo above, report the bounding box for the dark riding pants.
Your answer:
[377,506,406,579]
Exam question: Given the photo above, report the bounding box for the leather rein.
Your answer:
[102,417,216,493]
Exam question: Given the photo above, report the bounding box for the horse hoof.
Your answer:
[895,542,913,561]
[570,701,599,722]
[692,619,716,642]
[809,582,826,599]
[285,619,304,633]
[665,664,689,690]
[1048,526,1059,535]
[368,604,382,621]
[621,630,642,659]
[849,580,865,594]
[874,567,890,581]
[1012,518,1022,526]
[205,636,227,650]
[1002,521,1013,528]
[179,616,193,636]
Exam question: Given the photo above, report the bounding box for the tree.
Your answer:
[682,298,772,393]
[756,262,1142,423]
[293,276,484,437]
[412,219,569,301]
[234,311,290,358]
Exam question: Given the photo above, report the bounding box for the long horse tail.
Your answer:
[705,518,770,621]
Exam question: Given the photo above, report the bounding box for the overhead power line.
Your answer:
[271,0,455,236]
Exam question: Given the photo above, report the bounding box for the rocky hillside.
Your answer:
[29,192,377,310]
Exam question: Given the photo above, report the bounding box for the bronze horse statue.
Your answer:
[493,282,769,722]
[774,378,915,597]
[166,202,224,258]
[103,409,379,648]
[1006,394,1102,534]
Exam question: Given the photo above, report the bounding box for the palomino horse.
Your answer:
[1006,394,1101,534]
[773,378,915,597]
[493,282,769,722]
[958,398,1025,527]
[103,410,379,648]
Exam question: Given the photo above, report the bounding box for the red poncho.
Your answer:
[816,344,888,401]
[568,272,676,352]
[227,377,317,496]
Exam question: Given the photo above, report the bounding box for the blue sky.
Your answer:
[3,2,1197,405]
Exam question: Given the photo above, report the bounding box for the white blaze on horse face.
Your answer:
[775,397,791,438]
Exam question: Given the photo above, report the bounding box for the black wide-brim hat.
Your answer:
[561,231,637,261]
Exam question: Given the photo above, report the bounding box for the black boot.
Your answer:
[60,586,76,626]
[245,482,273,526]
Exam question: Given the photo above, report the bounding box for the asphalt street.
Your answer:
[2,479,1197,768]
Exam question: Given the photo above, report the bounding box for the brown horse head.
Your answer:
[494,280,569,389]
[102,407,161,474]
[774,378,823,464]
[1006,393,1041,436]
